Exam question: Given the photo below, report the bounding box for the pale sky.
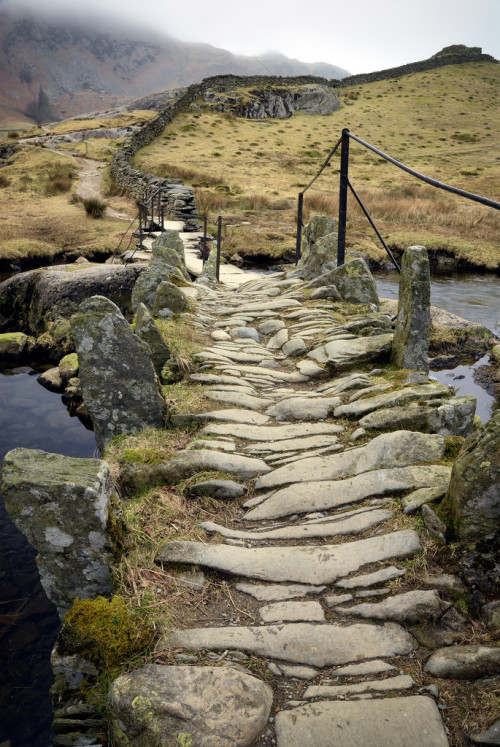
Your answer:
[1,0,499,74]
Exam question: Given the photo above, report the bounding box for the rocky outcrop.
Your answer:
[203,84,340,118]
[391,246,431,371]
[134,303,170,376]
[131,231,190,312]
[446,409,500,540]
[294,215,338,279]
[71,295,167,453]
[108,665,273,746]
[1,448,125,616]
[0,263,146,361]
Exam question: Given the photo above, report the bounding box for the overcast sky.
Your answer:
[2,0,499,73]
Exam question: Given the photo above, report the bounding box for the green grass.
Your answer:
[133,62,500,268]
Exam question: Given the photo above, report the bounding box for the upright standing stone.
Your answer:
[1,448,126,616]
[446,409,500,540]
[391,245,431,371]
[134,302,170,376]
[71,296,166,453]
[295,215,338,279]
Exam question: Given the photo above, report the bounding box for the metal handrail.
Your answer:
[115,185,165,262]
[296,128,500,272]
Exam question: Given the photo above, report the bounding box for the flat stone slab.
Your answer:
[275,696,449,747]
[155,530,422,585]
[172,409,271,426]
[332,660,396,677]
[255,431,445,490]
[266,396,341,422]
[402,485,448,514]
[307,333,393,369]
[200,508,392,541]
[335,383,453,419]
[245,434,341,453]
[325,594,354,607]
[259,601,326,623]
[204,391,272,411]
[164,622,415,668]
[269,663,318,679]
[222,365,309,383]
[337,565,407,589]
[202,422,344,441]
[336,590,447,624]
[246,465,451,521]
[236,583,326,601]
[304,674,415,698]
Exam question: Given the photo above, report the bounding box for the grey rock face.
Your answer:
[329,258,379,308]
[188,479,246,500]
[0,332,29,359]
[471,719,500,745]
[359,395,476,437]
[446,409,500,540]
[152,281,190,316]
[108,665,272,746]
[336,590,447,624]
[424,645,500,680]
[308,333,393,369]
[391,245,431,371]
[1,448,124,615]
[134,302,170,376]
[131,231,190,311]
[295,215,338,279]
[0,264,145,336]
[265,396,341,422]
[336,383,454,419]
[71,295,166,453]
[275,697,449,747]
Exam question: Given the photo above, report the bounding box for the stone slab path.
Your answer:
[150,270,464,745]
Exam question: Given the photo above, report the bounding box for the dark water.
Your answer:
[375,269,499,423]
[0,366,96,466]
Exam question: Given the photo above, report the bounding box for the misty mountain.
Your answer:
[0,9,350,124]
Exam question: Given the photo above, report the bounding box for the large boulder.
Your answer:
[108,664,273,746]
[0,264,145,336]
[295,215,338,279]
[71,296,166,453]
[131,230,190,311]
[391,246,431,371]
[328,258,379,308]
[446,409,500,540]
[1,448,125,616]
[152,281,190,316]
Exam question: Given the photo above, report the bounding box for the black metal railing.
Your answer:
[116,186,166,262]
[202,215,223,281]
[296,128,500,272]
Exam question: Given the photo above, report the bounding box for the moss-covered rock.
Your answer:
[391,246,430,371]
[446,409,500,540]
[1,448,125,615]
[0,331,28,360]
[58,352,79,381]
[134,303,170,376]
[329,258,379,308]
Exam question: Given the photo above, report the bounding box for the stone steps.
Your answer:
[147,271,463,745]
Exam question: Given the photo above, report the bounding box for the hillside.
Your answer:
[0,10,349,127]
[132,62,500,269]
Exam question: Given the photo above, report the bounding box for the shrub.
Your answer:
[45,163,76,195]
[7,131,19,139]
[83,198,107,219]
[0,173,10,188]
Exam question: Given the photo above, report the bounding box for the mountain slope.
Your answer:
[0,11,349,125]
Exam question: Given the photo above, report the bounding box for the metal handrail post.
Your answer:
[295,193,304,265]
[216,215,222,282]
[337,128,350,267]
[138,204,143,247]
[203,215,208,264]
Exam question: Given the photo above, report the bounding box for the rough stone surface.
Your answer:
[308,333,393,369]
[108,664,272,747]
[0,331,29,359]
[304,674,415,698]
[335,383,453,419]
[471,719,500,745]
[246,465,451,520]
[336,566,407,589]
[1,448,124,615]
[265,396,341,422]
[282,338,308,357]
[259,601,326,623]
[156,530,422,585]
[332,660,396,677]
[259,319,285,335]
[267,328,289,350]
[131,231,190,312]
[328,258,379,308]
[446,409,500,540]
[235,583,326,601]
[295,216,338,279]
[481,601,500,630]
[391,245,431,371]
[422,504,447,542]
[134,302,170,376]
[71,296,166,452]
[202,422,343,441]
[402,485,449,514]
[336,590,447,624]
[275,696,449,747]
[37,367,64,392]
[255,431,446,490]
[359,396,476,437]
[165,622,415,668]
[424,645,500,680]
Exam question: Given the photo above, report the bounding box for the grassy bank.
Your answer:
[134,62,500,269]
